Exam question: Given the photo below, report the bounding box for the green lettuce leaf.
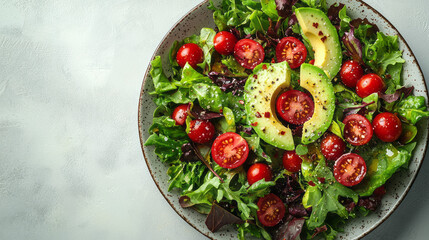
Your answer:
[395,96,429,124]
[302,159,358,230]
[354,142,416,196]
[149,56,177,94]
[189,83,225,112]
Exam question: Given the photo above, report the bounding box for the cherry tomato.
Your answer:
[334,153,367,187]
[234,39,265,69]
[321,133,346,161]
[356,73,385,98]
[247,163,272,185]
[276,37,307,69]
[276,90,314,125]
[171,104,188,126]
[213,31,237,55]
[343,114,373,146]
[176,43,204,68]
[282,150,302,173]
[373,112,402,142]
[340,60,364,88]
[188,119,215,144]
[257,193,286,227]
[309,59,315,65]
[211,132,249,169]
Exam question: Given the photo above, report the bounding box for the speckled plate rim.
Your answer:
[138,1,429,239]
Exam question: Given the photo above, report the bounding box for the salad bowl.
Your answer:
[138,0,429,239]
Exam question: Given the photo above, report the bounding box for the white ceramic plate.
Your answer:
[138,0,429,239]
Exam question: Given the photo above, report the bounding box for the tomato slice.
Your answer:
[257,193,286,227]
[334,153,367,187]
[343,114,373,146]
[276,90,314,125]
[276,37,307,69]
[233,39,265,70]
[211,132,249,169]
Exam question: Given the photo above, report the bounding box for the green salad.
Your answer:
[145,0,429,239]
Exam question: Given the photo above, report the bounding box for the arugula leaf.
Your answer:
[167,161,207,193]
[302,159,358,230]
[149,56,177,94]
[243,134,272,163]
[217,106,236,133]
[149,116,188,139]
[395,96,429,124]
[354,142,416,196]
[338,5,351,36]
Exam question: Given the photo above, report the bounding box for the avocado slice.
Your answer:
[300,63,335,144]
[295,7,342,80]
[244,62,294,150]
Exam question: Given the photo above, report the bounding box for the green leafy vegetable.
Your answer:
[302,159,358,229]
[149,56,177,94]
[354,142,416,196]
[395,96,429,124]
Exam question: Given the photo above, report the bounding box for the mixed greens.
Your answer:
[144,0,429,239]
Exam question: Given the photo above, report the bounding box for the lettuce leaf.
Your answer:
[354,142,416,196]
[395,96,429,124]
[302,159,358,230]
[149,56,177,94]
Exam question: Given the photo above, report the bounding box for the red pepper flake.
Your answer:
[264,112,270,118]
[313,22,319,28]
[309,59,315,65]
[262,64,267,70]
[308,181,316,186]
[318,31,324,36]
[255,112,262,118]
[321,36,327,42]
[219,109,223,113]
[280,131,285,135]
[251,122,258,127]
[317,177,325,183]
[253,74,258,79]
[271,58,275,63]
[239,100,245,105]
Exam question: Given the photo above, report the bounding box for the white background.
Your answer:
[1,0,429,239]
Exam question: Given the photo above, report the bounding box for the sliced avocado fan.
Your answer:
[295,7,342,80]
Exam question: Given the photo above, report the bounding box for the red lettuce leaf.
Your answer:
[378,86,414,103]
[275,0,299,18]
[205,202,244,232]
[342,26,364,65]
[274,217,305,240]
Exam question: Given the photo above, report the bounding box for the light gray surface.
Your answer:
[0,0,428,240]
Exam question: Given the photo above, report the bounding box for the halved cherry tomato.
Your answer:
[343,114,373,146]
[340,60,364,88]
[257,193,286,227]
[373,112,402,142]
[276,37,307,69]
[188,119,215,144]
[247,163,272,185]
[211,132,249,169]
[282,150,302,173]
[214,31,237,55]
[234,39,265,69]
[276,90,314,125]
[321,133,346,161]
[171,104,188,126]
[356,73,385,98]
[176,43,204,68]
[334,153,367,187]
